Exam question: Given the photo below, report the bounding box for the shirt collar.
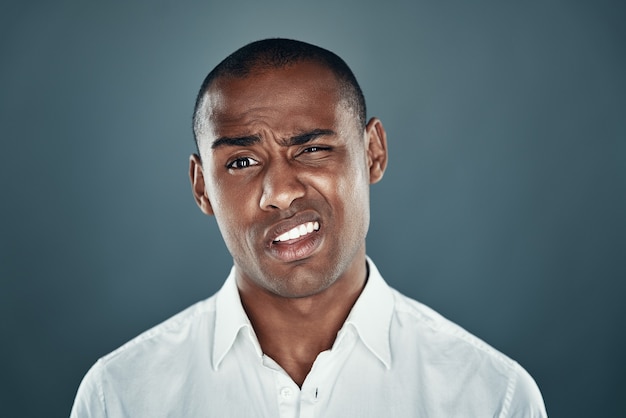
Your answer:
[213,267,258,370]
[343,256,394,369]
[212,258,395,370]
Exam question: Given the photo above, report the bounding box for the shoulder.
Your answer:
[391,288,513,365]
[70,296,218,417]
[389,289,547,417]
[104,295,217,365]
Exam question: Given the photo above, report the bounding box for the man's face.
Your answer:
[191,61,386,298]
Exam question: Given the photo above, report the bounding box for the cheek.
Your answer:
[341,156,372,231]
[210,164,255,210]
[207,172,257,241]
[338,150,370,199]
[314,160,370,222]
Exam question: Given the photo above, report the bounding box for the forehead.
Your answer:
[203,61,349,136]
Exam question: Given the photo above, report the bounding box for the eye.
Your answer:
[226,157,259,170]
[302,146,330,154]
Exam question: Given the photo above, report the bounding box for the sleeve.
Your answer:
[69,360,107,418]
[503,362,548,418]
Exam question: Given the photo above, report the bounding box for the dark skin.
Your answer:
[190,61,388,386]
[239,268,365,386]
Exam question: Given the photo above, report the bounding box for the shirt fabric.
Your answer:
[71,258,547,417]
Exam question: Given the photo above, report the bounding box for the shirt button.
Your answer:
[280,387,293,399]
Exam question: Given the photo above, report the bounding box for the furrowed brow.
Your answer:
[285,129,336,146]
[211,135,261,149]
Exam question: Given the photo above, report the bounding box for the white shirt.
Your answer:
[71,259,547,417]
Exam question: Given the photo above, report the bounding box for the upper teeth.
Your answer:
[274,221,319,242]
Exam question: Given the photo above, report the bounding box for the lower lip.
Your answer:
[267,230,322,263]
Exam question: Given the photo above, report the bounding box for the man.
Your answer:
[71,39,547,417]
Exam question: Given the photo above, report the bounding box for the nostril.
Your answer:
[259,172,306,211]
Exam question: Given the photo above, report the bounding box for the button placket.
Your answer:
[272,367,300,418]
[280,386,293,399]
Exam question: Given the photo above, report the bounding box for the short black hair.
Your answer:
[192,38,367,152]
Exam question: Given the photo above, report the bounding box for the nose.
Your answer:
[259,160,306,211]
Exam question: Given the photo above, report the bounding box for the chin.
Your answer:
[265,269,337,299]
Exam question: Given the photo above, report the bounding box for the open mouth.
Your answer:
[273,221,320,243]
[267,216,323,263]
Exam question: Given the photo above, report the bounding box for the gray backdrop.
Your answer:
[1,0,624,416]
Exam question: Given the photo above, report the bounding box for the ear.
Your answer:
[189,154,214,216]
[365,117,388,184]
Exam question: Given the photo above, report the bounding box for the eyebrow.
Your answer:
[211,134,261,149]
[211,129,336,149]
[281,129,336,146]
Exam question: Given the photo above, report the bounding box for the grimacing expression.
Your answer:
[190,60,387,298]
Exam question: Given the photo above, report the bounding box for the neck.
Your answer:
[237,258,367,387]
